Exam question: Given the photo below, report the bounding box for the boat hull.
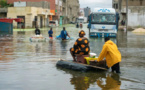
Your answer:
[56,60,107,72]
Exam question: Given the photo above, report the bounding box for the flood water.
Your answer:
[0,24,145,90]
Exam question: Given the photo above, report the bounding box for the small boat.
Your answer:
[30,35,46,42]
[56,35,74,40]
[56,60,108,72]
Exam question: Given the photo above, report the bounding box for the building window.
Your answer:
[113,4,115,8]
[116,4,118,9]
[63,0,66,3]
[113,3,118,9]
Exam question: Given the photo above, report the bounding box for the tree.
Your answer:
[0,0,7,7]
[0,0,13,8]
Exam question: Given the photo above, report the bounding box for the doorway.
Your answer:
[40,16,43,28]
[17,16,25,29]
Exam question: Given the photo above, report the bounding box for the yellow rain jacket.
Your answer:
[97,40,121,67]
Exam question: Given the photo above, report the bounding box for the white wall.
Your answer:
[128,6,145,27]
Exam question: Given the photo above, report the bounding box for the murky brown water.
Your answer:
[0,24,145,90]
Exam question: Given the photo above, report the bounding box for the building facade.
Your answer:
[7,1,52,28]
[112,0,145,27]
[62,0,80,24]
[79,8,85,17]
[0,0,80,28]
[54,0,63,25]
[7,0,55,21]
[84,7,91,17]
[7,0,55,10]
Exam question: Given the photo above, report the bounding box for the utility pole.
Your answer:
[126,0,128,33]
[66,0,67,16]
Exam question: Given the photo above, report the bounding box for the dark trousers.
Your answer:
[111,62,120,73]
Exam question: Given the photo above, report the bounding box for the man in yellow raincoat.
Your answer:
[97,37,121,73]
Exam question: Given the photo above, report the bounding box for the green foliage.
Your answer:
[0,0,13,8]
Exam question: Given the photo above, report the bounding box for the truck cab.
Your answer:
[88,8,118,37]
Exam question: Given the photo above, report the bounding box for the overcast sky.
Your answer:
[79,0,113,11]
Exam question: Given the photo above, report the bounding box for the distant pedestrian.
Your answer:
[48,27,53,39]
[116,12,120,30]
[121,20,125,26]
[76,23,79,28]
[80,23,83,28]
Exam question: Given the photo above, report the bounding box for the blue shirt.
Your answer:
[60,30,67,39]
[48,30,53,37]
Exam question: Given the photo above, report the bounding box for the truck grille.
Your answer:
[98,29,108,31]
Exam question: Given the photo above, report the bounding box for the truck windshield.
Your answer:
[91,14,116,24]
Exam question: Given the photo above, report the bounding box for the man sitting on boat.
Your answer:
[97,37,121,74]
[35,27,41,35]
[70,30,90,62]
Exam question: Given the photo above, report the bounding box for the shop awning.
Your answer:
[0,18,22,23]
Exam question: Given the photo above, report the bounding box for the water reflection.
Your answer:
[97,73,121,90]
[16,32,26,43]
[60,41,68,55]
[35,43,41,53]
[57,67,121,90]
[0,35,14,61]
[48,40,56,55]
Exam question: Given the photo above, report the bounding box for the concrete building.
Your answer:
[55,0,63,25]
[7,0,55,10]
[62,0,80,24]
[84,7,91,17]
[112,0,145,27]
[7,1,52,28]
[79,8,85,17]
[7,0,55,21]
[0,0,80,27]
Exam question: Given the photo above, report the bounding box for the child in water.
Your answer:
[48,28,53,39]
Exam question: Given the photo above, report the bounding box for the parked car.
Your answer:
[49,20,59,27]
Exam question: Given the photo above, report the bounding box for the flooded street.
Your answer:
[0,24,145,90]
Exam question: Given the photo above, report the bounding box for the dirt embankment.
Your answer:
[132,28,145,33]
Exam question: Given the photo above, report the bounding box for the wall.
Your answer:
[66,0,80,22]
[27,1,50,9]
[122,0,145,8]
[113,0,145,27]
[128,6,145,27]
[7,0,55,10]
[0,22,13,34]
[84,7,91,17]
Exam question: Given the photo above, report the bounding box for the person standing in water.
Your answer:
[48,27,53,39]
[97,37,121,74]
[60,27,70,40]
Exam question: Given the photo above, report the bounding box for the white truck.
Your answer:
[76,16,87,23]
[88,8,119,37]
